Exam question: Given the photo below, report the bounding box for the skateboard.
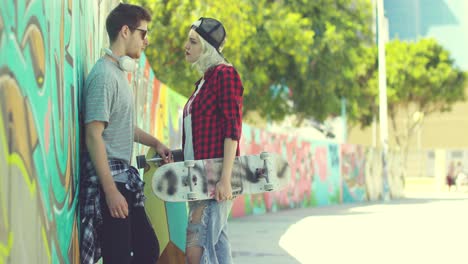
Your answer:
[139,152,290,202]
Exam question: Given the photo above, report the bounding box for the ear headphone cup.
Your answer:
[118,57,136,72]
[102,48,136,72]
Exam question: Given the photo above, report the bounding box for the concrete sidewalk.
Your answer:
[228,192,468,264]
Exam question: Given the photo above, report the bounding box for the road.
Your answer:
[229,192,468,264]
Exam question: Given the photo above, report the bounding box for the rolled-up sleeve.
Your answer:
[217,67,244,140]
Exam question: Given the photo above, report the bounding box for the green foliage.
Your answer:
[384,38,466,148]
[126,1,466,132]
[347,38,466,135]
[385,38,466,113]
[347,46,379,128]
[286,0,374,123]
[127,0,373,123]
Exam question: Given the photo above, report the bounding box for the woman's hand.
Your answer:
[215,177,233,202]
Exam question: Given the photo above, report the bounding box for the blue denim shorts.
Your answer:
[186,200,233,264]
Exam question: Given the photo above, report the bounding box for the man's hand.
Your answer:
[215,177,233,202]
[155,142,173,164]
[105,187,129,218]
[134,127,173,164]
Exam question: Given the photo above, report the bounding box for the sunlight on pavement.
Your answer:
[278,197,468,264]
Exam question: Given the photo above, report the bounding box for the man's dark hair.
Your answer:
[106,3,152,43]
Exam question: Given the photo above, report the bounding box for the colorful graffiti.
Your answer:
[231,130,343,218]
[341,144,367,203]
[231,135,406,218]
[0,0,117,263]
[0,1,405,263]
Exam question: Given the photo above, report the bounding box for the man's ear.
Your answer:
[120,25,131,39]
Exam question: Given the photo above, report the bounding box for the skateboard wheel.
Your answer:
[260,152,270,160]
[187,192,198,200]
[184,160,195,167]
[264,183,274,191]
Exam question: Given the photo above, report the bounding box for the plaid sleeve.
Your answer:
[217,66,243,140]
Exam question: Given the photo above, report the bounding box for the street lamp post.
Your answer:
[377,0,390,200]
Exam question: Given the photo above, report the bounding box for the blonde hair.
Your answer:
[191,21,230,74]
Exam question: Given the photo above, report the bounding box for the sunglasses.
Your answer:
[131,27,149,40]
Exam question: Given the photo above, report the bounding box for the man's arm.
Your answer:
[86,121,128,218]
[134,126,171,162]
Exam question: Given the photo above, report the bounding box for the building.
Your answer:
[349,0,468,149]
[348,0,468,179]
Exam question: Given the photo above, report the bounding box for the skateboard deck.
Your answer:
[148,152,290,202]
[137,148,188,262]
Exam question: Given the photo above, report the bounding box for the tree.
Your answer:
[128,0,313,118]
[384,39,466,157]
[127,0,374,124]
[344,45,379,129]
[351,38,466,171]
[286,0,375,124]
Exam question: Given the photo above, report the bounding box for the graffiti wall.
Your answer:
[231,129,404,218]
[0,0,120,263]
[0,1,404,264]
[340,144,367,203]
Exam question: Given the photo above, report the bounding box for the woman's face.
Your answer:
[185,29,203,63]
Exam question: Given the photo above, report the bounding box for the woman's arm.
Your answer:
[215,66,244,202]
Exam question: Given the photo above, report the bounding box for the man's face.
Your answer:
[126,20,149,59]
[184,29,203,63]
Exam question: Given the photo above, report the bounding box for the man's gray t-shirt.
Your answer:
[83,58,134,166]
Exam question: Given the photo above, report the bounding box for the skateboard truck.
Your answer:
[232,187,242,198]
[260,152,274,191]
[232,187,242,195]
[136,149,184,169]
[184,160,198,200]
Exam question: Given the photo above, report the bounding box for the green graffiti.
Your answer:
[0,0,117,263]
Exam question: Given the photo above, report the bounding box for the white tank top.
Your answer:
[183,79,205,160]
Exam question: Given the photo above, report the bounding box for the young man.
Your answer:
[79,3,171,264]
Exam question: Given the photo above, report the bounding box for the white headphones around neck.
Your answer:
[103,48,136,72]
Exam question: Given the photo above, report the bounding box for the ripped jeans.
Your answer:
[186,200,233,264]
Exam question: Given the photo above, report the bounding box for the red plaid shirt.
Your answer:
[183,64,244,160]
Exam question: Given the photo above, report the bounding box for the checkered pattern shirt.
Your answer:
[79,154,145,264]
[183,64,244,160]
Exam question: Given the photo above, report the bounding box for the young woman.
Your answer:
[183,17,244,264]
